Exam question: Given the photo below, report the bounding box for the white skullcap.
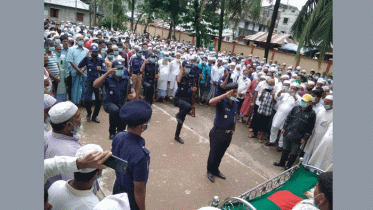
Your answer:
[287,67,292,69]
[93,193,131,210]
[180,56,186,59]
[175,52,181,55]
[208,57,213,61]
[265,64,270,67]
[270,67,276,72]
[282,63,286,65]
[253,63,257,66]
[281,75,289,79]
[257,66,262,69]
[307,81,315,85]
[84,37,89,40]
[148,47,152,50]
[296,66,301,70]
[300,84,306,89]
[248,54,252,56]
[48,101,78,124]
[283,80,291,85]
[260,75,267,79]
[271,64,276,66]
[260,61,265,64]
[217,58,223,61]
[322,86,330,90]
[292,73,297,77]
[75,144,104,173]
[290,82,299,87]
[76,34,83,39]
[258,72,264,76]
[301,69,306,73]
[197,207,220,210]
[317,78,325,83]
[112,45,118,49]
[44,94,57,109]
[325,95,333,101]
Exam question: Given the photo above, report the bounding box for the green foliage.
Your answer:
[291,0,333,68]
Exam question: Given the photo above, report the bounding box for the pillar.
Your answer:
[250,44,257,54]
[295,53,304,69]
[191,37,196,46]
[214,37,219,50]
[325,58,333,73]
[154,26,157,36]
[232,41,238,54]
[271,48,278,61]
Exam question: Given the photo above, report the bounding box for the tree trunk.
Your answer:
[194,0,201,48]
[144,15,151,34]
[218,0,225,51]
[167,21,173,40]
[131,0,135,30]
[264,0,281,62]
[134,14,144,33]
[172,17,176,41]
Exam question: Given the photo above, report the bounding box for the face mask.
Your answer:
[203,61,207,65]
[309,74,313,77]
[87,34,91,37]
[143,122,150,131]
[241,62,245,65]
[282,86,289,90]
[46,86,51,92]
[295,70,299,74]
[137,53,142,57]
[256,70,261,73]
[114,51,119,55]
[324,105,331,110]
[243,76,248,80]
[267,86,273,90]
[300,100,308,108]
[55,40,61,45]
[249,58,252,60]
[223,65,228,68]
[71,122,82,135]
[108,55,114,60]
[164,57,169,61]
[56,52,61,57]
[150,58,156,63]
[77,41,84,46]
[278,71,282,75]
[115,69,124,77]
[314,76,319,80]
[118,48,123,52]
[49,47,55,52]
[312,97,316,103]
[327,79,332,82]
[91,54,98,58]
[185,68,191,74]
[229,96,238,101]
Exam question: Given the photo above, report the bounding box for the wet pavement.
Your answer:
[78,101,287,210]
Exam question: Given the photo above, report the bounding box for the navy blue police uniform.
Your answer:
[142,55,158,105]
[112,100,152,210]
[103,60,134,138]
[173,62,195,144]
[129,50,144,75]
[207,82,238,182]
[215,70,233,97]
[78,45,107,122]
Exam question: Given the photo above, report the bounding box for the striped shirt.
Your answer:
[47,53,60,81]
[258,90,276,116]
[44,131,81,189]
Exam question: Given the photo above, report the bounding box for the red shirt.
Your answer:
[245,59,253,67]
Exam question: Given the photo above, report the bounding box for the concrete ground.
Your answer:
[78,101,287,210]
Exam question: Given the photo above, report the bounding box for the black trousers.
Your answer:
[84,80,101,118]
[250,104,260,136]
[113,182,138,210]
[66,75,72,100]
[52,81,58,96]
[257,113,272,133]
[143,82,155,105]
[103,102,126,135]
[207,127,233,174]
[173,97,192,137]
[283,136,301,155]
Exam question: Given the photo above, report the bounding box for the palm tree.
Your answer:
[291,0,333,67]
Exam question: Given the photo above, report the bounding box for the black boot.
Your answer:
[285,155,298,170]
[174,122,184,144]
[274,150,290,167]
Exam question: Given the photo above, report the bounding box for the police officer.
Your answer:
[93,60,136,139]
[173,62,197,144]
[215,68,234,97]
[112,100,152,210]
[206,82,239,182]
[140,54,160,105]
[78,44,107,123]
[129,48,144,100]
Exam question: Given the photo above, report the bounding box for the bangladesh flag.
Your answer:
[226,165,318,210]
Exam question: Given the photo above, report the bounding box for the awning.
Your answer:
[244,32,297,45]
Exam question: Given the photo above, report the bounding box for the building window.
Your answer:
[77,12,84,22]
[283,18,289,24]
[245,21,249,29]
[50,8,59,18]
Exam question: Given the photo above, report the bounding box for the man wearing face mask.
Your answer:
[112,100,152,210]
[129,48,145,100]
[66,34,89,105]
[93,60,136,140]
[245,54,253,66]
[198,56,211,105]
[173,63,197,144]
[274,94,316,170]
[256,79,276,142]
[48,144,105,210]
[299,81,315,97]
[44,101,84,190]
[206,82,239,182]
[45,40,61,95]
[78,45,107,123]
[55,44,69,102]
[140,55,160,105]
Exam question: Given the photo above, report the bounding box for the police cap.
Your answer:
[119,100,152,126]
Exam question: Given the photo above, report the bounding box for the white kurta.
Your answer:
[271,92,300,128]
[168,59,181,96]
[308,122,333,172]
[304,109,333,155]
[157,59,170,91]
[237,76,251,99]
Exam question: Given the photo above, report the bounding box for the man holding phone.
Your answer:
[111,100,152,210]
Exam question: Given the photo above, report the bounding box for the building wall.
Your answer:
[276,9,299,33]
[44,3,90,26]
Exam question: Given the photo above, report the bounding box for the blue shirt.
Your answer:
[175,74,194,98]
[143,62,158,82]
[61,47,69,57]
[112,131,150,194]
[129,56,144,74]
[198,63,210,84]
[66,46,89,76]
[213,98,238,130]
[78,56,107,82]
[216,76,233,97]
[103,74,134,106]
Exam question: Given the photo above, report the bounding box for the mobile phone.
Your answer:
[103,155,128,175]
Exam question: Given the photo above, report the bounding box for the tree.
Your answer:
[264,0,281,62]
[291,0,333,67]
[97,0,128,30]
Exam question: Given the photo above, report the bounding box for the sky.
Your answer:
[262,0,308,10]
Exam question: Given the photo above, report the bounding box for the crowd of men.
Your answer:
[43,18,333,210]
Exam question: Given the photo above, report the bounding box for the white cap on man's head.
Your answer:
[290,82,299,87]
[48,101,78,124]
[283,80,291,85]
[93,193,131,210]
[296,66,301,70]
[75,144,104,173]
[325,95,333,101]
[44,94,57,109]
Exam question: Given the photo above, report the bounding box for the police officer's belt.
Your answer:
[214,127,233,134]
